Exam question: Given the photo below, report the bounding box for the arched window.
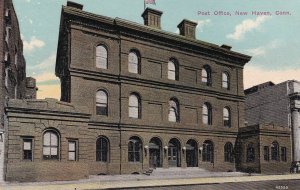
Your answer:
[202,103,212,125]
[222,72,230,89]
[202,140,214,163]
[96,136,109,162]
[128,51,140,74]
[224,142,234,163]
[96,90,108,116]
[43,130,59,160]
[271,141,279,161]
[246,143,255,162]
[96,45,108,69]
[129,93,141,119]
[168,60,178,80]
[169,98,179,122]
[223,107,231,127]
[201,66,211,86]
[128,136,142,162]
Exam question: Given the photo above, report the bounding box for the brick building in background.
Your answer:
[245,80,300,172]
[0,0,37,182]
[2,1,293,182]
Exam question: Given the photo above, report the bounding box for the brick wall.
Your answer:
[245,82,290,127]
[237,124,291,174]
[5,99,91,182]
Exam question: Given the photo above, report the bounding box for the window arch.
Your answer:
[43,130,59,160]
[129,93,141,119]
[168,59,178,80]
[222,72,230,89]
[96,136,109,162]
[202,140,214,163]
[96,90,108,116]
[224,142,234,163]
[128,136,142,162]
[169,98,179,122]
[246,143,255,162]
[201,65,211,86]
[96,45,108,69]
[271,141,279,161]
[128,51,140,74]
[223,107,231,127]
[202,103,212,125]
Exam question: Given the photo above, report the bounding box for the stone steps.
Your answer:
[150,167,208,176]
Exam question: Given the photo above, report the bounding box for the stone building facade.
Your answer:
[0,0,37,182]
[55,2,250,177]
[245,80,300,171]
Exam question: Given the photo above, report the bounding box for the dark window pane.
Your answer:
[23,150,32,160]
[128,152,134,162]
[247,145,255,162]
[96,106,107,115]
[224,120,230,127]
[281,147,287,162]
[264,146,269,161]
[96,137,109,162]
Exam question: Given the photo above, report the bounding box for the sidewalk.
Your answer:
[1,173,300,190]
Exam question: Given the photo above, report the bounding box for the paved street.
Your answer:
[1,173,300,190]
[121,179,299,190]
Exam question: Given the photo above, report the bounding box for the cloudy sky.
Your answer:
[14,0,300,99]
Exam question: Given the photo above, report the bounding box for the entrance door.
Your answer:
[149,149,160,168]
[168,145,178,167]
[149,138,162,168]
[186,139,198,167]
[168,138,181,167]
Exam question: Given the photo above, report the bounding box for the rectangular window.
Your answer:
[5,27,11,43]
[15,53,18,65]
[68,141,77,161]
[263,146,269,161]
[281,147,287,162]
[5,68,9,88]
[15,85,18,99]
[23,139,33,161]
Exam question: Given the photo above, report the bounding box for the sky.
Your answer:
[13,0,300,99]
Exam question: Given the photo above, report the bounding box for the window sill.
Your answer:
[21,159,33,162]
[128,162,142,164]
[96,161,109,164]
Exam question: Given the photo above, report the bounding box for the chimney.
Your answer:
[67,1,83,10]
[220,44,232,50]
[141,8,163,29]
[177,19,198,39]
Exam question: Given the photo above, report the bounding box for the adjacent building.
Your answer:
[236,124,291,174]
[0,0,37,182]
[245,80,300,171]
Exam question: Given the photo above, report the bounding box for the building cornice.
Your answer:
[61,6,251,67]
[69,67,245,102]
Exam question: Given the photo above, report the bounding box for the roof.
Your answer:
[56,3,251,77]
[244,81,275,95]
